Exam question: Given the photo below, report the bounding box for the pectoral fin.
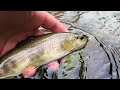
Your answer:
[23,65,36,77]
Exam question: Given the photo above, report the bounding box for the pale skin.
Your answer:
[0,11,69,77]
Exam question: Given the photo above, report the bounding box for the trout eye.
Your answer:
[80,36,84,40]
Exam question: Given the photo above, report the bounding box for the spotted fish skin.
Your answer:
[0,32,88,79]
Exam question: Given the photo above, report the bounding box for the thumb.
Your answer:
[28,11,69,32]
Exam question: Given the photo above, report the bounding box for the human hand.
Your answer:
[0,11,69,77]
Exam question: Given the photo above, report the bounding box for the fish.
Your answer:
[0,32,88,79]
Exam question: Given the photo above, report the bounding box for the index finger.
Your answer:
[32,11,69,32]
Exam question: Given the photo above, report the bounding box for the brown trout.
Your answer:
[0,32,88,79]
